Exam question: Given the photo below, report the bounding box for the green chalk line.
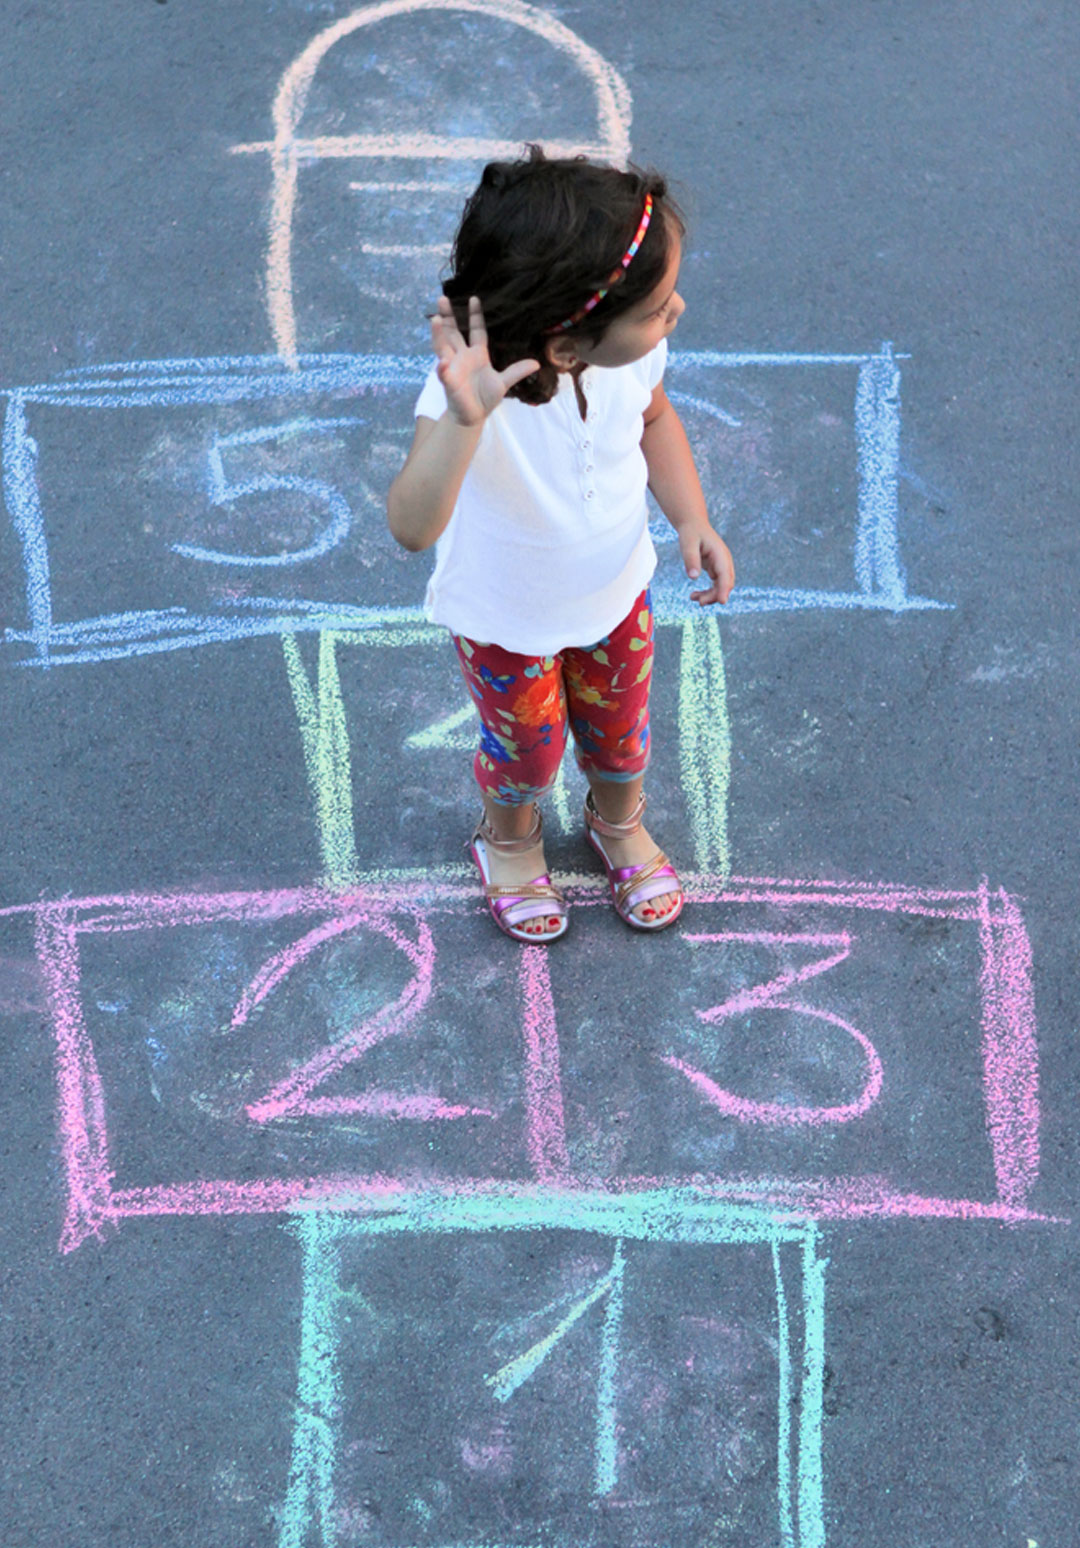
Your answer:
[283,1210,821,1548]
[280,1214,343,1548]
[283,631,359,888]
[772,1240,796,1548]
[594,1239,625,1496]
[798,1232,828,1548]
[284,616,729,883]
[404,700,476,750]
[294,1188,814,1246]
[485,1257,618,1402]
[678,615,731,875]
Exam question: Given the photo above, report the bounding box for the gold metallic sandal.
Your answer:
[468,809,568,944]
[584,790,684,932]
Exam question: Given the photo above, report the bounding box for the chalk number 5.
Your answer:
[171,416,362,567]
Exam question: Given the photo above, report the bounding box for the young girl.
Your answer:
[388,147,734,943]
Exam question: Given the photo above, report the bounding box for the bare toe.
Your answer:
[523,914,562,937]
[633,889,678,924]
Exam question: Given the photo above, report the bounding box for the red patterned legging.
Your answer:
[452,589,655,806]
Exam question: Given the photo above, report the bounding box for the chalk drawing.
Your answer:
[278,1207,827,1548]
[663,1006,884,1128]
[519,947,570,1183]
[172,416,366,567]
[2,394,51,662]
[0,18,1035,1544]
[977,885,1039,1207]
[4,870,1054,1254]
[280,1212,341,1548]
[403,701,478,752]
[282,630,361,887]
[547,754,576,835]
[228,0,632,365]
[678,612,731,873]
[483,1243,619,1401]
[1,339,941,1162]
[2,344,945,670]
[853,344,903,601]
[773,1239,796,1548]
[233,904,437,1124]
[688,929,854,1020]
[664,929,884,1126]
[594,1238,624,1497]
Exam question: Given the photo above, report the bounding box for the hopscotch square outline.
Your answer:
[2,342,948,670]
[277,1202,828,1548]
[7,868,1047,1259]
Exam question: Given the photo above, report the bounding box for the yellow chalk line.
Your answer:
[283,631,360,888]
[678,614,732,876]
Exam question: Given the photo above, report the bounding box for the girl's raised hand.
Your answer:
[431,296,539,426]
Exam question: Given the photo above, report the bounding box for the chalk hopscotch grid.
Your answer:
[278,1209,827,1548]
[1,6,1044,1544]
[0,344,1022,1548]
[280,611,731,887]
[4,872,1050,1265]
[2,344,948,671]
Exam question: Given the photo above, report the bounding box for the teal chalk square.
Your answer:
[279,1199,825,1548]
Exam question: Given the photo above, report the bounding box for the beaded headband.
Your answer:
[547,192,654,333]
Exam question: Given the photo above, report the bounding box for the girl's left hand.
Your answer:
[680,525,736,605]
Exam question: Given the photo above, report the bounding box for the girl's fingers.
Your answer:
[691,571,729,605]
[692,573,731,605]
[714,555,735,603]
[500,357,541,390]
[690,566,722,603]
[700,536,735,603]
[680,536,702,580]
[430,313,456,366]
[687,535,735,604]
[434,296,466,351]
[467,295,488,351]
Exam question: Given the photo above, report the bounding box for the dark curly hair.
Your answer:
[440,145,686,405]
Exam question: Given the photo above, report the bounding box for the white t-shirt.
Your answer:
[413,338,667,655]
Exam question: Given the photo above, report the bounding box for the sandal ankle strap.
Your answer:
[584,789,647,840]
[473,808,544,855]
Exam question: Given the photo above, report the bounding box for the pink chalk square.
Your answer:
[11,870,1045,1252]
[27,883,543,1252]
[74,900,532,1186]
[554,898,989,1199]
[555,873,1039,1221]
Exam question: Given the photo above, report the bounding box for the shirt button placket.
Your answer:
[581,429,595,501]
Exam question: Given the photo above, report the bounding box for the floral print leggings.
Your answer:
[452,589,655,806]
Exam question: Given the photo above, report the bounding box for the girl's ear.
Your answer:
[543,332,580,372]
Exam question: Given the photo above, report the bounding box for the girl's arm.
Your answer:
[387,413,483,552]
[387,296,539,553]
[641,383,735,605]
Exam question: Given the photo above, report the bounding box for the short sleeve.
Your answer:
[414,364,448,420]
[646,336,669,391]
